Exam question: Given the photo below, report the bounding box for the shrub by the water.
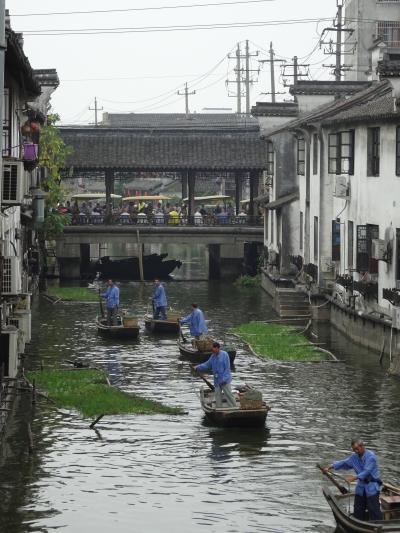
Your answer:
[234,275,260,288]
[47,286,99,302]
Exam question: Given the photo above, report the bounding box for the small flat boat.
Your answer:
[177,339,236,366]
[96,316,139,339]
[200,387,269,427]
[144,313,180,334]
[323,486,400,532]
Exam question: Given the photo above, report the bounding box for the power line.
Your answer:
[61,73,225,83]
[11,0,276,17]
[21,18,334,36]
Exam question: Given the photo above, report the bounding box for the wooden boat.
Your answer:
[92,253,182,280]
[96,316,140,339]
[177,339,236,366]
[144,313,180,334]
[199,387,269,427]
[323,486,400,532]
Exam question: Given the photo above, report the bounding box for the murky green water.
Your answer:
[1,279,400,533]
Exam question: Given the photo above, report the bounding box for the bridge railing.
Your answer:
[70,214,263,227]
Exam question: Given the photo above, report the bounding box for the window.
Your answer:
[356,224,379,273]
[328,130,355,175]
[300,211,304,251]
[377,21,400,48]
[297,137,305,176]
[266,141,274,176]
[367,128,380,177]
[313,133,318,175]
[396,127,400,176]
[348,221,354,270]
[314,216,319,262]
[2,88,11,156]
[332,220,341,261]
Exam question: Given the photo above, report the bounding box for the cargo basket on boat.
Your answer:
[195,337,214,352]
[123,317,138,327]
[239,388,263,410]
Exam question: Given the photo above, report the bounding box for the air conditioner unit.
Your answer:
[0,326,18,378]
[13,309,31,344]
[371,239,386,260]
[2,161,25,204]
[1,257,22,295]
[7,317,25,354]
[392,307,400,330]
[334,175,349,199]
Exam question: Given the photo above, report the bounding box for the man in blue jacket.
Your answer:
[152,279,168,320]
[324,438,383,521]
[180,303,208,338]
[101,279,120,326]
[195,342,237,409]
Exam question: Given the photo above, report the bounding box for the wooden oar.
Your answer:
[98,290,105,318]
[179,324,187,344]
[316,463,349,495]
[190,364,215,391]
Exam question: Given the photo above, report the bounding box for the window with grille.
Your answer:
[367,128,380,177]
[297,137,305,176]
[356,224,379,273]
[377,20,400,47]
[328,130,355,175]
[266,141,274,176]
[332,220,341,261]
[2,88,10,156]
[1,258,12,294]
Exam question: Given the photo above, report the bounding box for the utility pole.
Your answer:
[89,97,103,127]
[319,0,355,81]
[281,56,310,87]
[177,82,196,117]
[227,41,258,114]
[293,56,298,84]
[244,39,258,115]
[236,44,242,114]
[259,42,286,103]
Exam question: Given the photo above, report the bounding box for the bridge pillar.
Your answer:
[208,243,245,281]
[187,170,196,219]
[56,242,82,280]
[181,171,188,200]
[244,241,262,276]
[249,170,261,218]
[105,169,115,223]
[235,171,243,215]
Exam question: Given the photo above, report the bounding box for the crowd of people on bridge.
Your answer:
[59,198,259,226]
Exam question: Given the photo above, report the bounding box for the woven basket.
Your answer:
[195,339,214,352]
[239,397,263,410]
[123,317,138,327]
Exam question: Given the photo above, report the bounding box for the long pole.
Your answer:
[269,41,276,104]
[136,230,144,282]
[236,43,241,114]
[0,1,5,334]
[335,2,343,82]
[245,39,250,115]
[89,97,103,127]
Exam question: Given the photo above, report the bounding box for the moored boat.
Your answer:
[199,387,269,427]
[177,339,236,366]
[144,313,180,334]
[96,316,140,339]
[92,253,182,280]
[323,487,400,532]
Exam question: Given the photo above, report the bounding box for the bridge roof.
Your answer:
[59,120,268,172]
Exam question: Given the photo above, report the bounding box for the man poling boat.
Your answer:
[179,303,208,339]
[151,278,168,320]
[101,279,120,326]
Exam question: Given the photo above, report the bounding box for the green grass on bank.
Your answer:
[231,322,327,362]
[27,369,183,418]
[46,286,99,302]
[234,275,261,289]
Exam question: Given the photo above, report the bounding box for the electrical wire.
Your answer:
[12,0,276,17]
[21,18,334,36]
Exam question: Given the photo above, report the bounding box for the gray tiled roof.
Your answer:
[60,128,268,171]
[101,112,260,131]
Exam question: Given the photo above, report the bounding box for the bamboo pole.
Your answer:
[136,230,144,282]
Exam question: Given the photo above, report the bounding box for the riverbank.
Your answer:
[27,369,183,417]
[232,322,329,362]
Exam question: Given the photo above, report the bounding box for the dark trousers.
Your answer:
[354,492,382,521]
[106,307,118,326]
[154,306,167,320]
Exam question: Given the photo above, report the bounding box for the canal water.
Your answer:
[1,279,400,533]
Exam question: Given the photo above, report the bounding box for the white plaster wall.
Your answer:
[296,94,335,114]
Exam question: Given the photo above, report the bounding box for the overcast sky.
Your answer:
[10,0,338,124]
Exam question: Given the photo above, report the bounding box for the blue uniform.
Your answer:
[153,284,167,307]
[333,449,381,497]
[196,350,231,387]
[101,285,119,309]
[180,308,208,337]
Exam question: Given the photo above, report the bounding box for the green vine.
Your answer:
[38,113,73,235]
